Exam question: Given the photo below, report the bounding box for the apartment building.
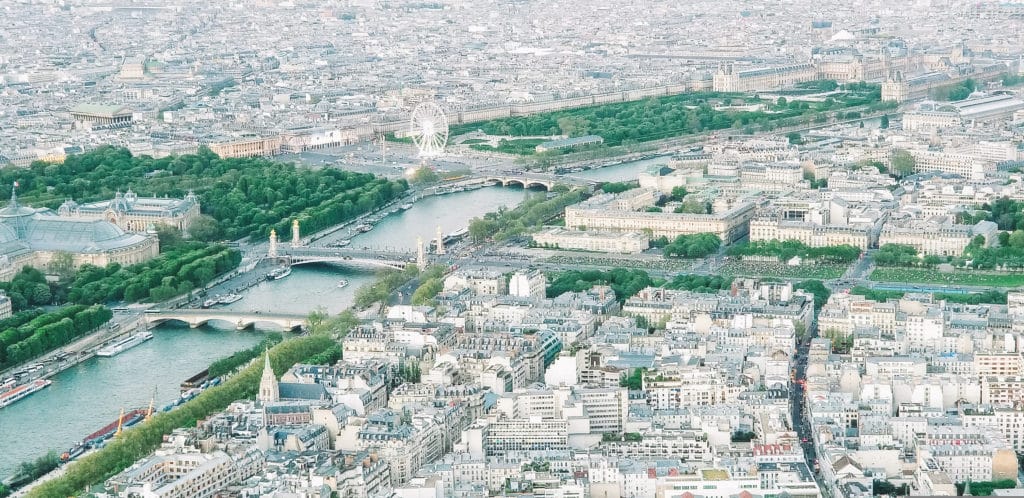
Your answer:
[879,217,997,256]
[532,227,650,254]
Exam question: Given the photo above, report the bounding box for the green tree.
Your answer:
[890,149,916,178]
[793,280,831,310]
[408,167,440,184]
[46,251,75,281]
[306,307,329,334]
[187,214,223,241]
[411,278,444,305]
[30,283,51,306]
[879,114,889,129]
[154,224,185,251]
[786,132,802,144]
[1008,230,1024,248]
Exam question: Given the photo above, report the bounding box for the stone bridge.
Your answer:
[463,173,596,191]
[145,310,308,331]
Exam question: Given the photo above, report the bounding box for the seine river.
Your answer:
[0,159,653,476]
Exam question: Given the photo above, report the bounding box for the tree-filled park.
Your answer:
[10,146,408,241]
[450,83,891,151]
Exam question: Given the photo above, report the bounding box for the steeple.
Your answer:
[258,350,279,403]
[9,182,17,209]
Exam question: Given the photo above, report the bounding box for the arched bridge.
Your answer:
[145,310,308,331]
[462,173,595,191]
[275,246,417,270]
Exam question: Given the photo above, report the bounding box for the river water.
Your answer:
[0,160,652,477]
[0,327,262,476]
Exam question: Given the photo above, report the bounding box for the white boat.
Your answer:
[400,203,414,210]
[97,331,154,357]
[218,293,242,305]
[337,279,349,288]
[0,379,51,409]
[356,223,374,233]
[202,298,219,309]
[266,267,292,280]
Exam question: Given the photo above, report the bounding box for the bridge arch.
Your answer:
[145,311,307,332]
[480,177,551,191]
[289,258,407,270]
[145,317,192,328]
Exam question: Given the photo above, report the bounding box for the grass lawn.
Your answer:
[460,138,489,145]
[869,267,1024,287]
[720,261,846,279]
[470,138,547,155]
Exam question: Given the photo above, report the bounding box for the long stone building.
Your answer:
[564,190,755,244]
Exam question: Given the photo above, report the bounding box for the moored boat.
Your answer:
[0,379,52,409]
[218,293,242,305]
[83,408,147,447]
[266,267,292,280]
[96,331,153,357]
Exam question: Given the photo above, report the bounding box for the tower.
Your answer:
[258,351,279,403]
[291,219,301,248]
[435,226,445,255]
[268,229,278,258]
[416,236,426,270]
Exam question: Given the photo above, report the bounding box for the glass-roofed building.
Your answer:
[0,187,159,281]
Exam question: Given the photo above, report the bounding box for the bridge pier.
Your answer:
[236,320,253,331]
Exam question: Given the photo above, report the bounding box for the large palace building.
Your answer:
[57,189,201,234]
[0,188,159,281]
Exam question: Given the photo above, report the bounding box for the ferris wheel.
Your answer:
[408,102,449,158]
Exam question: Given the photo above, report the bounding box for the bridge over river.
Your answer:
[144,310,308,331]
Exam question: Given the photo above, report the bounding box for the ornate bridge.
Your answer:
[275,246,416,270]
[267,219,447,270]
[145,310,307,331]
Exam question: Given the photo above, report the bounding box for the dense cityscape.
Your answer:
[1,0,1024,497]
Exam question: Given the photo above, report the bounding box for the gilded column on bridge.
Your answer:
[435,226,445,255]
[291,219,302,248]
[268,229,278,258]
[416,236,426,270]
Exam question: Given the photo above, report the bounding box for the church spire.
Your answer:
[9,181,18,208]
[258,350,279,403]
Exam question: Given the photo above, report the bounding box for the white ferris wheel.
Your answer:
[408,102,449,158]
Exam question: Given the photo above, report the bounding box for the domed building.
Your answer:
[57,188,200,234]
[0,187,159,281]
